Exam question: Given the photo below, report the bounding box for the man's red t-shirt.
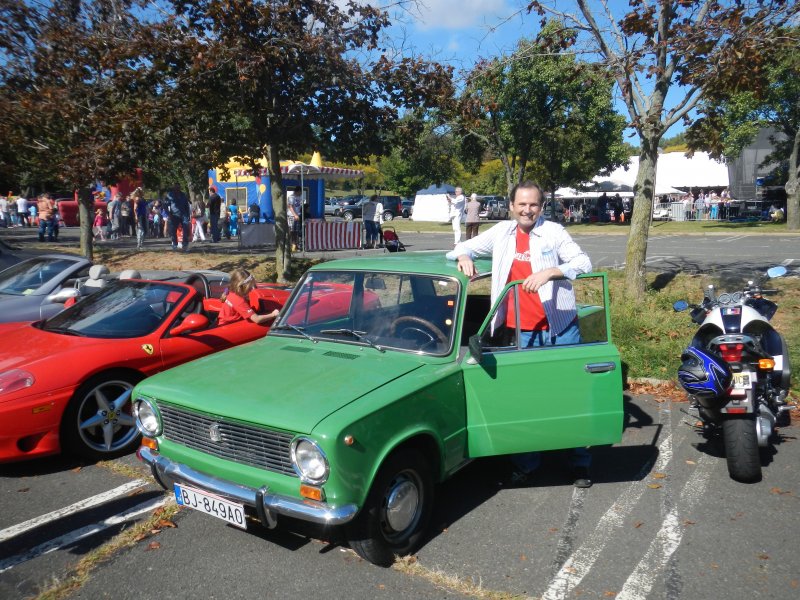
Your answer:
[218,292,255,326]
[506,227,548,330]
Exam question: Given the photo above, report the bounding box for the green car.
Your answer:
[133,253,623,566]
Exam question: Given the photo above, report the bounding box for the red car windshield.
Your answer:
[41,281,188,338]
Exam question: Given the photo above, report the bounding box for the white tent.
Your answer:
[592,151,728,193]
[412,184,456,222]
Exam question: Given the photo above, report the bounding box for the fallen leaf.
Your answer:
[652,473,667,479]
[603,591,617,597]
[564,566,577,574]
[790,579,798,588]
[711,563,719,569]
[683,520,696,526]
[685,460,696,465]
[633,521,644,528]
[549,527,559,533]
[146,541,161,551]
[17,487,30,493]
[156,519,177,529]
[377,584,385,590]
[647,483,662,489]
[71,466,82,473]
[757,553,769,560]
[769,487,792,495]
[406,555,417,564]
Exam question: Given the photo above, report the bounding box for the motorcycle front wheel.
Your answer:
[723,415,762,483]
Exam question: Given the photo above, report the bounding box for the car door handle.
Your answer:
[585,362,616,373]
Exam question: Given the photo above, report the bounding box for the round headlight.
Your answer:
[291,438,329,484]
[134,398,162,437]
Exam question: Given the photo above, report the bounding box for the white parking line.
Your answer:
[615,453,714,600]
[0,479,147,543]
[781,259,794,266]
[540,428,681,600]
[0,494,171,573]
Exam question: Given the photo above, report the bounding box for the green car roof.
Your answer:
[310,251,493,280]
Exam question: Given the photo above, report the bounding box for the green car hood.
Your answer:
[136,336,425,433]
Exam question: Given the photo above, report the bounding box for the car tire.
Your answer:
[382,211,394,222]
[402,210,409,219]
[60,370,144,461]
[349,448,434,567]
[343,211,354,221]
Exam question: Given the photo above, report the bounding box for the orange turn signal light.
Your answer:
[300,484,324,502]
[141,437,158,450]
[758,358,775,370]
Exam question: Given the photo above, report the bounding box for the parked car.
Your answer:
[323,198,341,216]
[336,195,367,220]
[479,196,509,220]
[134,253,623,566]
[375,195,403,221]
[0,277,292,463]
[0,254,93,323]
[400,199,414,218]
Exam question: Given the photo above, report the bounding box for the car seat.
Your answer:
[84,265,110,288]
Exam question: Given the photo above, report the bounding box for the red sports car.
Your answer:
[0,278,292,463]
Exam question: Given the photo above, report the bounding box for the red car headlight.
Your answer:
[0,369,35,395]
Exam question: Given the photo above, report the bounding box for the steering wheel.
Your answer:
[389,316,448,350]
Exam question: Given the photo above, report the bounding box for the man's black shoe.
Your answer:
[573,467,592,488]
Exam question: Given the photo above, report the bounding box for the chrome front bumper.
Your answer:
[137,446,359,527]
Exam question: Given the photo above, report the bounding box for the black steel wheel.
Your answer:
[349,449,434,567]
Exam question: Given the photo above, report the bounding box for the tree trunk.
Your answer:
[78,187,94,261]
[786,128,799,231]
[624,139,659,300]
[268,145,290,282]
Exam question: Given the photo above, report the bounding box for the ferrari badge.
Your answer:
[141,344,154,356]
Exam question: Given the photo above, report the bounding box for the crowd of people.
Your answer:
[0,193,62,241]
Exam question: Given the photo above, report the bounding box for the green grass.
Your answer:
[609,271,800,394]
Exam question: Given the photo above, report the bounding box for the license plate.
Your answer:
[732,372,752,389]
[174,483,247,529]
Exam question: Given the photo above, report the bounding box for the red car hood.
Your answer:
[0,321,102,372]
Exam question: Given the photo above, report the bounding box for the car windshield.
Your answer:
[40,280,188,338]
[271,270,460,355]
[0,258,78,296]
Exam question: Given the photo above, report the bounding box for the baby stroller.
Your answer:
[381,226,405,252]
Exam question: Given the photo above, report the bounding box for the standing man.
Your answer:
[445,186,466,245]
[446,180,594,488]
[133,188,148,250]
[16,196,29,227]
[208,186,222,242]
[166,184,191,251]
[36,194,56,242]
[287,186,303,251]
[107,193,121,239]
[362,195,384,249]
[465,193,481,239]
[0,195,8,228]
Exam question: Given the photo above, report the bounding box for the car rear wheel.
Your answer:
[61,371,144,460]
[343,211,354,221]
[382,211,394,222]
[349,449,433,566]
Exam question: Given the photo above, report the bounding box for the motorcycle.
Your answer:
[673,266,792,482]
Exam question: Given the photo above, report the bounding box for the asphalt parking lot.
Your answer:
[1,392,798,600]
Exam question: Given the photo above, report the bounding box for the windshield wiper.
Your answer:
[43,326,87,337]
[272,323,318,343]
[319,328,385,353]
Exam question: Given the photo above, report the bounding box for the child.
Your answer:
[92,208,108,241]
[218,268,280,326]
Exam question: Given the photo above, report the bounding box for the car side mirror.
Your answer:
[468,334,483,363]
[170,313,209,336]
[47,288,80,304]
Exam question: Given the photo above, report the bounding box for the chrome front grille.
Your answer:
[160,404,297,477]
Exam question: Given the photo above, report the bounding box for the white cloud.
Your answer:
[415,0,511,31]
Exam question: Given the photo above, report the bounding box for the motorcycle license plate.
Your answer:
[174,483,247,529]
[732,372,752,390]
